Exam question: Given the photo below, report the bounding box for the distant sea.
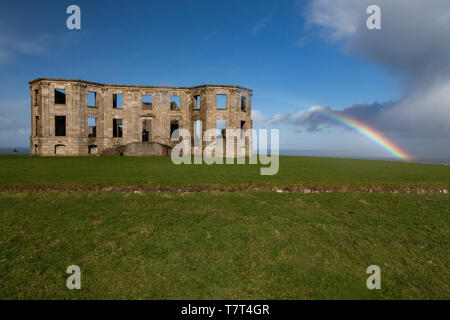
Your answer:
[0,147,448,165]
[0,147,29,155]
[278,149,450,165]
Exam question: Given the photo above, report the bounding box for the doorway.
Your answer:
[142,118,152,142]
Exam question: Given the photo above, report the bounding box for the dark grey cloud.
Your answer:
[255,95,450,139]
[301,0,450,141]
[254,103,394,133]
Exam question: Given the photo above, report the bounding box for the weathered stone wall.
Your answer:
[29,78,252,156]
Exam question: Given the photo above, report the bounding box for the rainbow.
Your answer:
[316,109,413,161]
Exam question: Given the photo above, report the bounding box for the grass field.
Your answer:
[0,155,449,190]
[0,155,448,299]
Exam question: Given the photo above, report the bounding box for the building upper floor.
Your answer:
[29,78,253,116]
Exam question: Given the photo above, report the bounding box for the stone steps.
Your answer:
[100,145,125,156]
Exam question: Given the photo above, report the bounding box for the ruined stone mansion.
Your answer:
[29,78,252,156]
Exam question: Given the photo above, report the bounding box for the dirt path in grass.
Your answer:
[0,184,448,194]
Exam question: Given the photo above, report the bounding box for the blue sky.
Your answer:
[1,0,448,161]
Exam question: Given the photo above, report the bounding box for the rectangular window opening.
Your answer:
[55,89,66,105]
[55,116,66,136]
[170,120,179,139]
[88,91,97,107]
[193,120,202,140]
[142,119,153,142]
[240,120,246,138]
[113,119,123,137]
[88,117,97,138]
[216,119,226,138]
[35,116,39,136]
[194,95,200,110]
[217,94,226,109]
[241,96,247,112]
[142,95,152,110]
[113,94,123,109]
[170,96,180,111]
[34,90,39,106]
[142,119,152,142]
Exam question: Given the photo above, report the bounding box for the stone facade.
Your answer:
[29,78,252,156]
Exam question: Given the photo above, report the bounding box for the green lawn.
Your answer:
[0,191,448,299]
[0,155,449,190]
[0,155,448,299]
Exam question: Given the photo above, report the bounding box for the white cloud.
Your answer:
[0,34,51,63]
[250,16,272,35]
[304,0,366,41]
[251,109,266,122]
